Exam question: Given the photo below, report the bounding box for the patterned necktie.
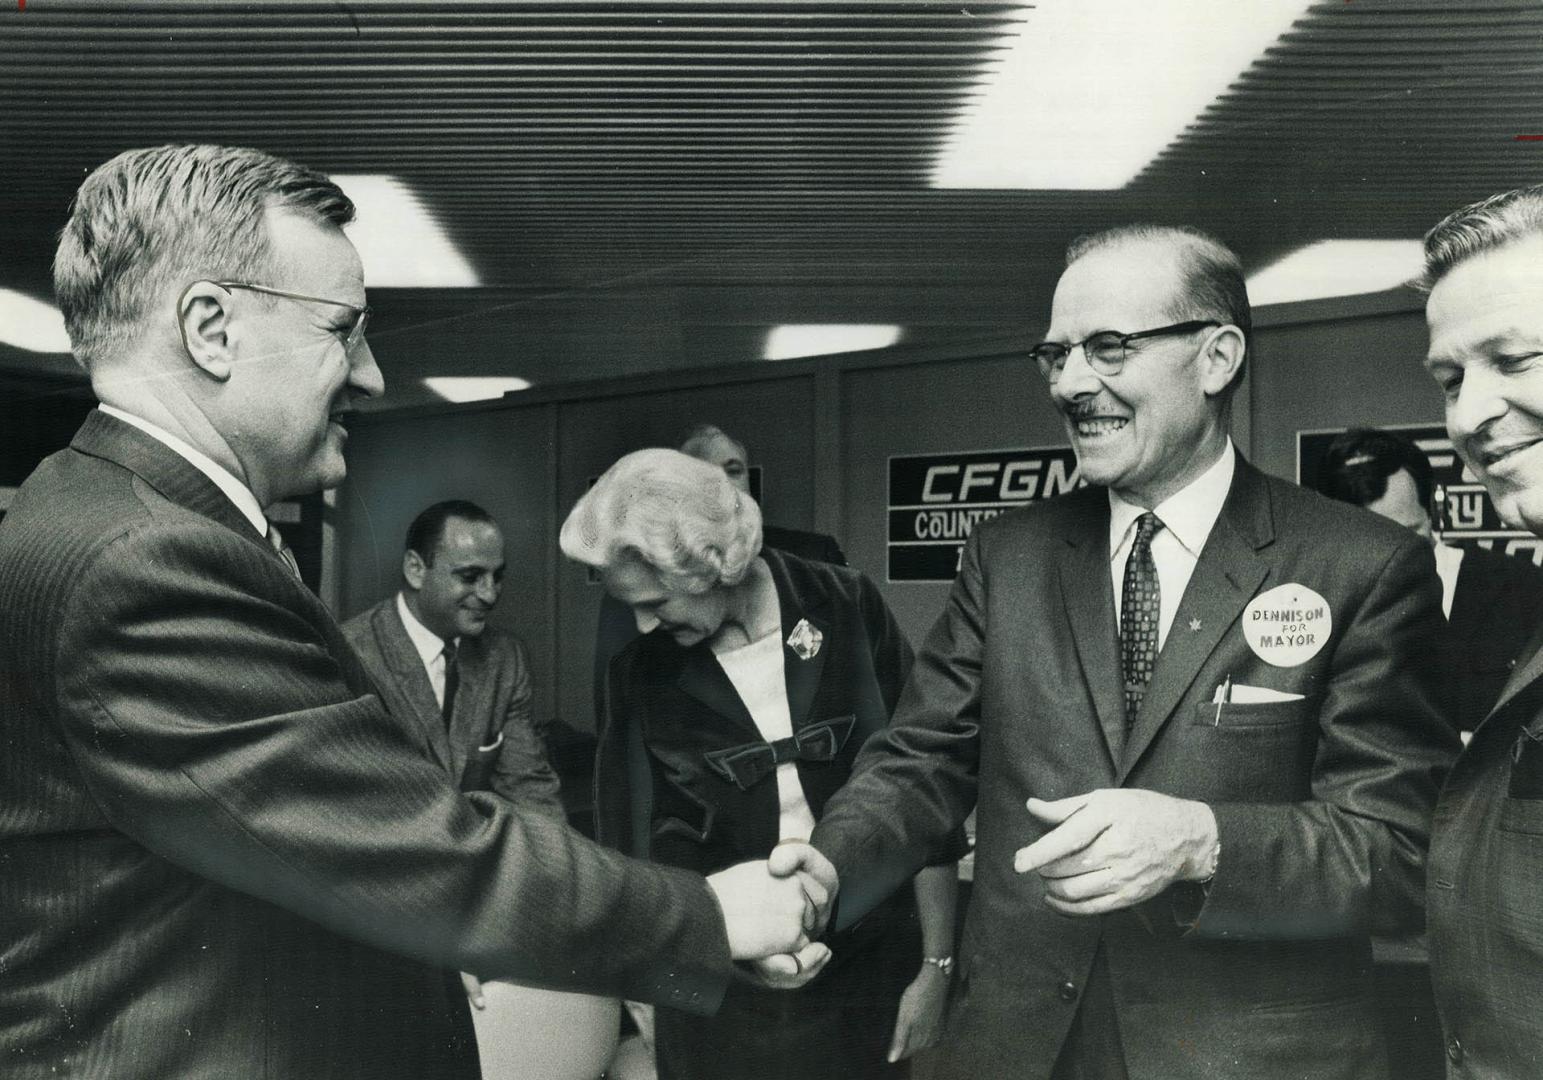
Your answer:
[1120,512,1164,727]
[440,639,459,727]
[266,522,302,579]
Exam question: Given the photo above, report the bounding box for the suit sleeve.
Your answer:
[1193,532,1459,939]
[488,636,567,822]
[855,568,970,870]
[813,534,985,927]
[53,521,733,1014]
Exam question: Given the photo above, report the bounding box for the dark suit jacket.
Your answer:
[592,521,846,732]
[594,548,957,871]
[812,457,1458,1080]
[343,597,565,819]
[0,411,733,1080]
[1428,613,1543,1075]
[1445,544,1543,733]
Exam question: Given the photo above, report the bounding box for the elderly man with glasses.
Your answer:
[808,224,1458,1080]
[0,143,832,1080]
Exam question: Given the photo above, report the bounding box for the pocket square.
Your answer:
[1213,684,1305,704]
[476,732,505,753]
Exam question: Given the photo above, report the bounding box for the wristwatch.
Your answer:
[921,955,955,976]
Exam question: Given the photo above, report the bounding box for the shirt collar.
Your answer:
[396,591,454,665]
[99,404,268,537]
[1108,440,1236,560]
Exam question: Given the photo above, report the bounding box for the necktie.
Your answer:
[266,522,302,580]
[1120,512,1163,727]
[440,639,459,727]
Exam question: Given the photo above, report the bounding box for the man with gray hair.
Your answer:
[1420,183,1543,1076]
[0,143,829,1079]
[809,224,1456,1079]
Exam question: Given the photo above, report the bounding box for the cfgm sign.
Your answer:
[888,446,1083,582]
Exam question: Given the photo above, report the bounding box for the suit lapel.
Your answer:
[1118,461,1273,780]
[374,601,453,770]
[73,409,274,560]
[1056,498,1124,773]
[1480,617,1543,730]
[677,647,762,739]
[766,551,830,731]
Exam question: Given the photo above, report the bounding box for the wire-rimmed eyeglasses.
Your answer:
[177,280,372,356]
[1029,320,1220,383]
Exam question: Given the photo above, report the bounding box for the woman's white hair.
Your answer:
[559,448,762,594]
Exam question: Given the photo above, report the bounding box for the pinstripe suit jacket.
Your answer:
[0,410,732,1080]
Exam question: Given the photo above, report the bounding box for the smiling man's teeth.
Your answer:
[1076,417,1128,436]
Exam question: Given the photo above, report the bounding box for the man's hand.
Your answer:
[1012,789,1218,915]
[459,971,486,1010]
[706,852,832,960]
[738,940,834,990]
[769,840,839,937]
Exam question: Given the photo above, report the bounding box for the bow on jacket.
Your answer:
[702,715,857,791]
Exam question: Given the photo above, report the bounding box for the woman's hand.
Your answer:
[886,963,950,1063]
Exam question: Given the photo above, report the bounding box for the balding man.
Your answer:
[811,225,1457,1079]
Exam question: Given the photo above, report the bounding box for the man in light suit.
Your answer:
[344,499,566,1017]
[0,143,830,1080]
[811,224,1458,1079]
[344,499,564,820]
[1420,184,1543,1076]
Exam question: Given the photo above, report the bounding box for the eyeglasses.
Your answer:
[177,280,372,356]
[1029,320,1220,383]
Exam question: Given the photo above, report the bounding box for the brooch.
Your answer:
[786,618,823,660]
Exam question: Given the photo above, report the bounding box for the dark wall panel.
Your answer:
[338,402,558,724]
[1250,308,1442,482]
[841,353,1064,643]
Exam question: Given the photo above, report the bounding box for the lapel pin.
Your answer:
[786,618,823,660]
[1189,618,1203,632]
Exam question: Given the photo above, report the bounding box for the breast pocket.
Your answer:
[459,731,504,792]
[1189,697,1313,729]
[1181,699,1317,801]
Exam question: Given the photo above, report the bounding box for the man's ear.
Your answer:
[178,282,236,381]
[1199,325,1246,397]
[403,549,427,590]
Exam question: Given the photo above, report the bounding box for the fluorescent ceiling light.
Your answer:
[932,0,1312,190]
[423,376,532,403]
[330,174,480,287]
[763,325,902,361]
[0,289,72,353]
[1247,240,1424,307]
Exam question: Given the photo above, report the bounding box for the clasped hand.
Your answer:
[706,842,839,989]
[1012,789,1217,915]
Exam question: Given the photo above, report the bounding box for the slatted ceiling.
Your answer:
[7,3,1543,403]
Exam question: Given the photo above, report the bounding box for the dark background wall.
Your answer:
[333,289,1445,736]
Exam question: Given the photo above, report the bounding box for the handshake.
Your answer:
[705,842,840,989]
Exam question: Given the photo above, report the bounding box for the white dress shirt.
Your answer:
[1432,541,1465,620]
[98,404,267,537]
[396,592,458,708]
[1109,441,1237,651]
[714,630,820,842]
